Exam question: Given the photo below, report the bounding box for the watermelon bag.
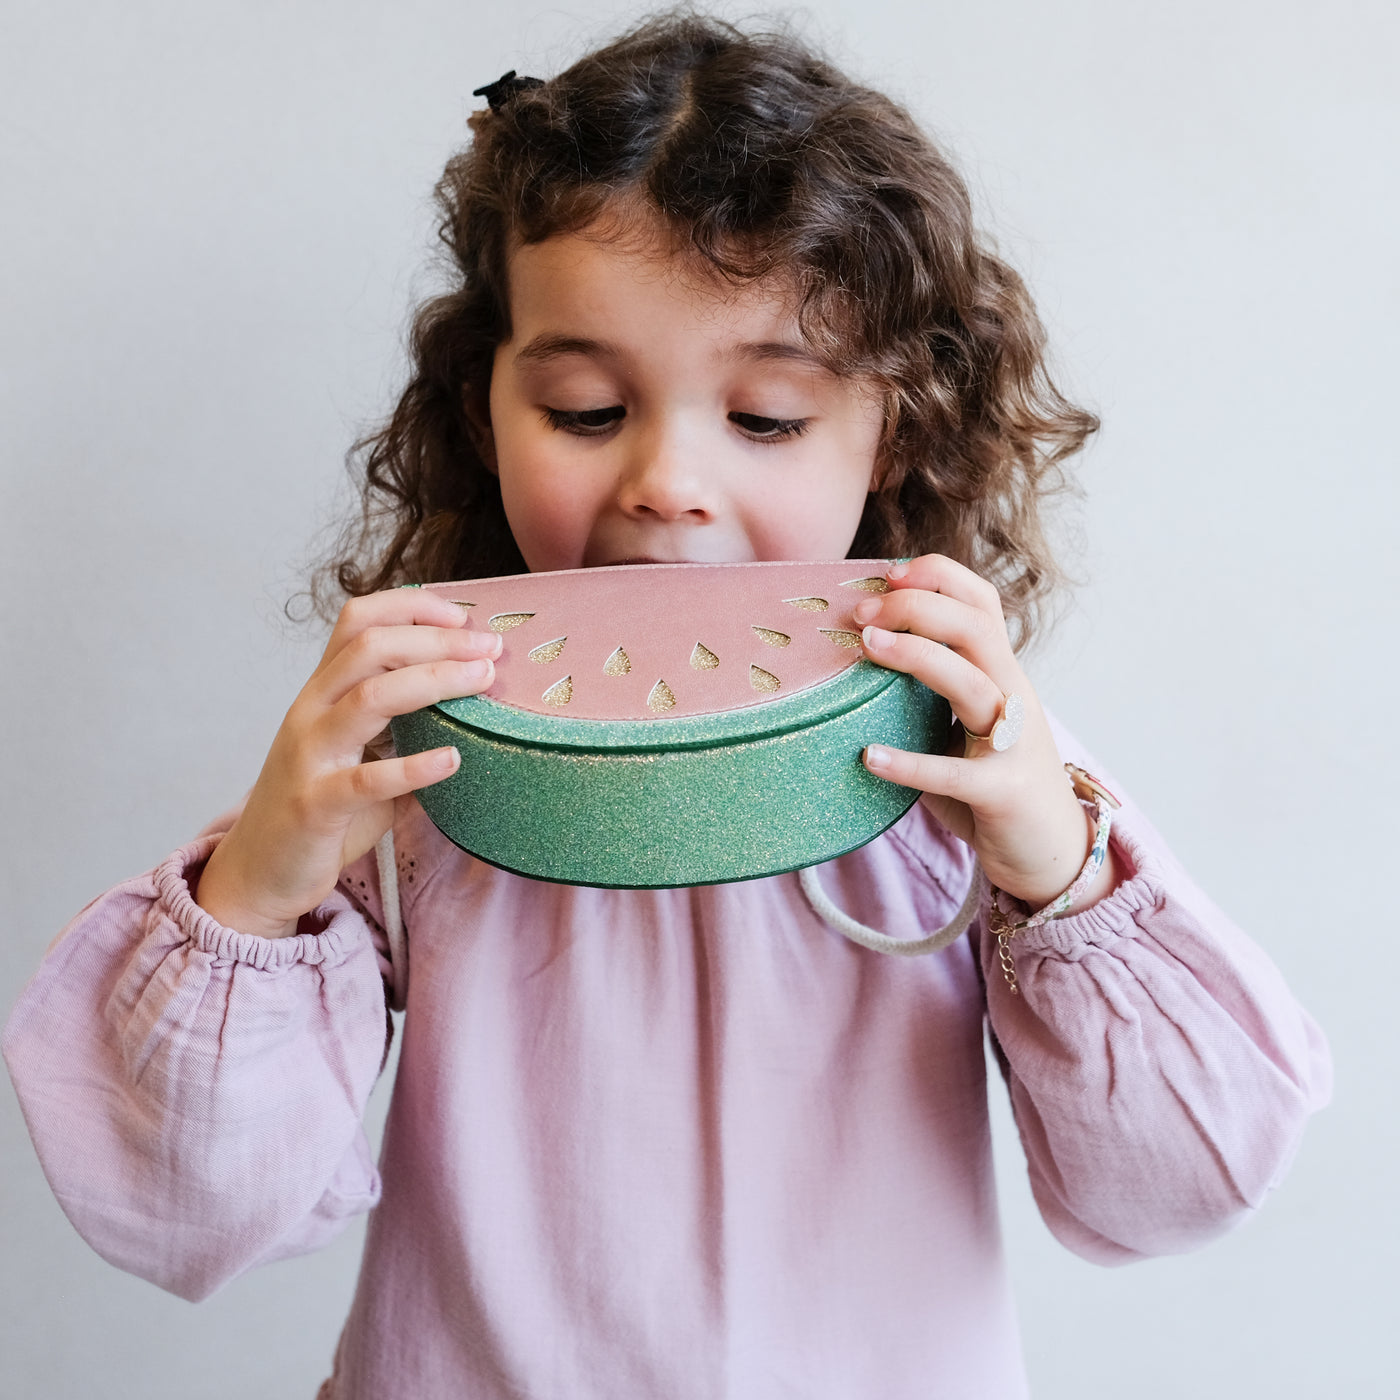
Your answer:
[390,560,957,893]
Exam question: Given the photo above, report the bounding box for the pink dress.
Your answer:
[2,717,1330,1398]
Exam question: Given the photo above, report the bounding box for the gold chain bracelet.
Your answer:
[987,891,1028,996]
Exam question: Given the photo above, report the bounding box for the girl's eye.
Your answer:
[730,412,809,442]
[543,406,625,435]
[542,406,808,442]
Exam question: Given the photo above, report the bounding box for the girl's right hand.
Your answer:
[192,589,500,939]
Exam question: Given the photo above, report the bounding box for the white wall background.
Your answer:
[2,1,1395,1395]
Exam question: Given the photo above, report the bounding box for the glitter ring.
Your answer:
[961,691,1024,753]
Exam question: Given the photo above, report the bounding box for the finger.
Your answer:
[316,746,463,823]
[862,741,991,805]
[853,588,1018,692]
[318,588,476,674]
[859,623,1010,739]
[323,656,497,752]
[884,555,1004,619]
[312,623,503,709]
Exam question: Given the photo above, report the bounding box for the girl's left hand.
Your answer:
[855,554,1116,913]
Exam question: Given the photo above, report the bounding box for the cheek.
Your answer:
[777,441,879,549]
[739,473,868,560]
[495,441,612,570]
[498,452,564,535]
[490,388,558,534]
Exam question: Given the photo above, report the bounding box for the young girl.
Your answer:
[3,12,1330,1398]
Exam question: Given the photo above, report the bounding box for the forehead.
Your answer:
[503,209,805,346]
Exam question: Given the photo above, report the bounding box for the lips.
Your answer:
[593,552,751,567]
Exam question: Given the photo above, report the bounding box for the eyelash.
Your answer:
[541,407,809,442]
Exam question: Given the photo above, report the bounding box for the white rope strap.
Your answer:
[374,829,409,1011]
[799,859,984,956]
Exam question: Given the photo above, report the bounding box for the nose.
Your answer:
[615,421,718,523]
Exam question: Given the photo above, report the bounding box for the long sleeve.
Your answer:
[2,830,395,1302]
[975,718,1332,1264]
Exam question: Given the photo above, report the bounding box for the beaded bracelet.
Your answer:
[988,763,1120,995]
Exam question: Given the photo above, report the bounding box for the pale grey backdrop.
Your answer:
[2,1,1396,1396]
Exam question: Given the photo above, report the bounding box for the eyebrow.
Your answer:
[513,333,827,370]
[515,334,613,365]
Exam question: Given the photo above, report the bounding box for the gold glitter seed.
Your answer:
[752,626,791,648]
[603,646,631,675]
[542,675,573,706]
[450,599,476,610]
[647,679,677,713]
[783,596,828,612]
[841,576,890,593]
[489,612,535,633]
[819,628,863,648]
[689,642,719,670]
[528,637,567,664]
[749,665,781,693]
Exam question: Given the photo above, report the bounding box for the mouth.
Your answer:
[601,556,689,567]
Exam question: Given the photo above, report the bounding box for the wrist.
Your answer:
[987,764,1121,995]
[193,843,302,940]
[996,766,1121,917]
[998,787,1099,910]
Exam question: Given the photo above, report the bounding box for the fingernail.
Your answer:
[479,632,504,656]
[461,659,492,683]
[853,599,880,623]
[435,747,460,772]
[886,562,908,580]
[865,745,890,771]
[862,625,895,651]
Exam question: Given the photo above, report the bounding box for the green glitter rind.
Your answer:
[434,657,901,751]
[392,670,951,889]
[455,797,930,891]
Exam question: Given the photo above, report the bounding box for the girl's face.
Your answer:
[485,212,886,572]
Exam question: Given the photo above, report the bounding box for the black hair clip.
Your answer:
[472,70,544,113]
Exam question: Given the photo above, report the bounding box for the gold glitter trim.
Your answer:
[752,626,791,648]
[841,576,890,593]
[647,679,677,713]
[749,665,781,693]
[489,612,535,633]
[819,628,863,648]
[603,646,631,675]
[783,596,828,612]
[689,643,719,670]
[541,675,573,706]
[528,637,567,664]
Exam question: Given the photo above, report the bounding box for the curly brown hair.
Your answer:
[308,8,1096,652]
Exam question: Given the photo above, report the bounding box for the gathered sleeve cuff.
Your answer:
[972,722,1332,1265]
[3,832,391,1301]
